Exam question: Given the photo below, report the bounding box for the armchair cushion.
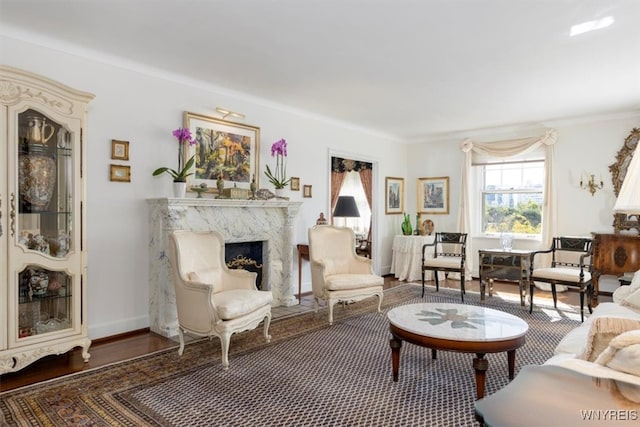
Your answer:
[214,289,273,320]
[532,267,591,283]
[323,258,351,276]
[325,273,384,291]
[423,256,462,269]
[188,269,223,293]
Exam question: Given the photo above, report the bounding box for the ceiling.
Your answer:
[1,0,639,142]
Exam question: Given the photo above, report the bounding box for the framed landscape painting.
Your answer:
[418,176,449,214]
[385,177,404,214]
[184,112,260,190]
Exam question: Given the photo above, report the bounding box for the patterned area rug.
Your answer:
[0,284,581,426]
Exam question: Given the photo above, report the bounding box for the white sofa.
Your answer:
[543,273,640,399]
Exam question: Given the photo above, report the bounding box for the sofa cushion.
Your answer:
[188,269,223,293]
[594,329,640,377]
[554,302,640,357]
[621,286,640,311]
[582,317,640,362]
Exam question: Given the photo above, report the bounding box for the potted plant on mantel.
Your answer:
[264,138,291,196]
[152,128,197,198]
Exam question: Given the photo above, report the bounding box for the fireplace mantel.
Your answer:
[147,197,302,337]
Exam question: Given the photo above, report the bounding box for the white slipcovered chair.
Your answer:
[308,225,384,325]
[168,230,272,369]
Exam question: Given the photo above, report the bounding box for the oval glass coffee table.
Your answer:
[388,302,528,399]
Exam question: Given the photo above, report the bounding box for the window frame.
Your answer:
[478,159,545,237]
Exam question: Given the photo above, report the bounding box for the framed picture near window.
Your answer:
[418,176,449,214]
[184,111,260,190]
[303,185,312,198]
[290,177,300,191]
[385,177,404,214]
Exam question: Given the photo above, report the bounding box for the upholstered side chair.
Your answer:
[308,225,384,325]
[421,232,468,301]
[529,236,594,322]
[168,230,273,369]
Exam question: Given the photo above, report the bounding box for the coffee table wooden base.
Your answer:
[389,324,525,400]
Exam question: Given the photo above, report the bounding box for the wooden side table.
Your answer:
[297,244,309,302]
[478,249,531,306]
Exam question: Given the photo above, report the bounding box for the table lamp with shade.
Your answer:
[613,141,640,217]
[333,195,360,229]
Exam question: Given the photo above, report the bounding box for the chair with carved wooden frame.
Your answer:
[421,232,468,301]
[168,230,273,369]
[529,236,594,322]
[308,225,384,325]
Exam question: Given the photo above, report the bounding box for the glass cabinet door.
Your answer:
[15,108,75,339]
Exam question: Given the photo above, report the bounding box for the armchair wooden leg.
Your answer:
[434,271,440,292]
[177,328,185,356]
[422,270,426,298]
[579,291,585,323]
[220,332,232,370]
[263,313,272,342]
[551,284,558,308]
[529,283,535,314]
[460,272,466,302]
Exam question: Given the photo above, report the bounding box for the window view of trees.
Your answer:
[481,161,544,235]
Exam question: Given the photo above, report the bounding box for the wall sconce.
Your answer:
[216,107,245,120]
[580,173,603,196]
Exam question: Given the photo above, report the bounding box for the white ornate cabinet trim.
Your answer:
[0,66,94,373]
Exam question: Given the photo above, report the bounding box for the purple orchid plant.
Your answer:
[152,128,198,182]
[264,138,291,189]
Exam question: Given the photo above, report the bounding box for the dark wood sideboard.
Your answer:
[591,232,640,297]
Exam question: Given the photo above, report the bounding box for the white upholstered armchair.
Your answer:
[308,225,384,325]
[168,230,273,369]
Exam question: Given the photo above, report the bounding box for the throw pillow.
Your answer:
[628,269,640,292]
[582,317,640,362]
[594,330,640,377]
[621,286,640,311]
[188,269,223,293]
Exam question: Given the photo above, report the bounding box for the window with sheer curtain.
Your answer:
[337,171,371,237]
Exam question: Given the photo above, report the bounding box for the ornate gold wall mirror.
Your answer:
[609,128,640,232]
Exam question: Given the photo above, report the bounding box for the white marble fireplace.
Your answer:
[147,198,302,337]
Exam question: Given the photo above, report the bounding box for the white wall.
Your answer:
[2,36,409,339]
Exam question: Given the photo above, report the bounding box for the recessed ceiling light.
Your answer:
[570,16,614,37]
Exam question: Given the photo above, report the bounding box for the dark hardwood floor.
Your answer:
[0,276,606,392]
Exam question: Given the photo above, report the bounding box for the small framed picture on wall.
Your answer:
[290,177,300,191]
[303,185,312,198]
[111,139,130,161]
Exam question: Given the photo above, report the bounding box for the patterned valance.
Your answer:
[331,156,372,173]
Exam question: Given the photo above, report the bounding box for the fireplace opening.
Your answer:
[225,241,264,290]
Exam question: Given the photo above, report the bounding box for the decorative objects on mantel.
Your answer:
[146,198,302,338]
